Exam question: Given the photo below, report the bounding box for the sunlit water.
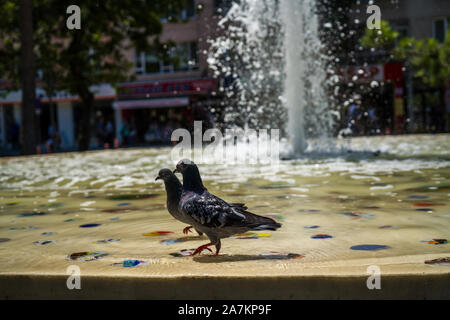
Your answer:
[0,135,449,276]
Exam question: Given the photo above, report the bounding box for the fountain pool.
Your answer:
[0,135,449,299]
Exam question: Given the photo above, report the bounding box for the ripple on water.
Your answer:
[311,234,333,239]
[0,136,448,274]
[19,212,48,217]
[79,224,101,228]
[107,194,159,201]
[350,245,391,251]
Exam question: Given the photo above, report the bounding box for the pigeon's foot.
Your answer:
[183,226,194,235]
[191,243,214,256]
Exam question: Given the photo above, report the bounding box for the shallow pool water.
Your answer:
[0,134,449,276]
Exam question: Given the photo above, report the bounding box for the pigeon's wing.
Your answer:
[207,192,281,230]
[180,192,280,230]
[180,192,247,229]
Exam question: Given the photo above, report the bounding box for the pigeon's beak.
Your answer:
[155,176,161,181]
[173,168,180,174]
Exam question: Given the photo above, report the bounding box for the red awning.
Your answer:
[112,97,189,110]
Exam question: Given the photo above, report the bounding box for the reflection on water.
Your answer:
[0,135,449,275]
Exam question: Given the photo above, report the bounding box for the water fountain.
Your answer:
[281,0,334,154]
[208,0,335,155]
[0,0,448,300]
[208,0,286,134]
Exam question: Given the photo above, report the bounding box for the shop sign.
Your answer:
[339,64,384,83]
[118,78,217,99]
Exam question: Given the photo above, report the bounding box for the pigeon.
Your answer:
[173,159,282,256]
[156,169,203,236]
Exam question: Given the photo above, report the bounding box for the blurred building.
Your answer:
[113,0,229,147]
[0,0,230,152]
[1,0,448,153]
[342,0,450,135]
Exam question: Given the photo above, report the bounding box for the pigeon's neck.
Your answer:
[183,168,206,193]
[164,176,182,202]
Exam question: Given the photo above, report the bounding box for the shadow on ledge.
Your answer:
[1,273,449,299]
[193,253,303,263]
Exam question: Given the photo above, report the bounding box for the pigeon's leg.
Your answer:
[192,235,219,256]
[192,243,214,256]
[183,226,194,235]
[214,240,221,256]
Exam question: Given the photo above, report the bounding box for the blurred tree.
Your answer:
[394,34,450,88]
[360,20,399,51]
[361,19,449,132]
[0,1,37,154]
[19,0,37,155]
[395,33,450,132]
[360,19,449,88]
[0,0,185,151]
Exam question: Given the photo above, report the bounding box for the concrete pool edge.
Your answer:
[0,273,449,299]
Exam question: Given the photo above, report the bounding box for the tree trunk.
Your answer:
[19,0,36,155]
[440,86,446,133]
[68,32,93,152]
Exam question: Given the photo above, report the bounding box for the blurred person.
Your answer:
[129,122,137,146]
[47,124,60,152]
[144,121,162,144]
[9,121,20,150]
[162,120,174,143]
[347,100,362,136]
[120,120,130,147]
[368,107,380,135]
[105,119,114,146]
[96,118,106,147]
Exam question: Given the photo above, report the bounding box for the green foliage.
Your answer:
[0,0,187,150]
[394,33,450,87]
[360,19,449,88]
[0,1,20,85]
[360,20,399,50]
[0,0,185,92]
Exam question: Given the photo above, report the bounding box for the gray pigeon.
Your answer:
[156,169,203,236]
[173,160,282,256]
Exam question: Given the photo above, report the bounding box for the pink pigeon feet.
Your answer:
[183,226,194,235]
[191,243,215,256]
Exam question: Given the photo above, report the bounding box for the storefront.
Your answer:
[0,84,116,152]
[339,63,403,135]
[446,79,450,132]
[114,78,217,146]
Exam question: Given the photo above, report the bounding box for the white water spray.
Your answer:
[281,0,332,154]
[209,0,333,155]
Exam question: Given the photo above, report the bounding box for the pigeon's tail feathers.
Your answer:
[239,211,282,231]
[230,203,248,211]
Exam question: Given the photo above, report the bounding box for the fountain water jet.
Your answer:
[208,0,334,156]
[281,0,331,155]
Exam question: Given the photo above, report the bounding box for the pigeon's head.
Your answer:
[155,168,174,182]
[174,159,206,191]
[173,159,196,175]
